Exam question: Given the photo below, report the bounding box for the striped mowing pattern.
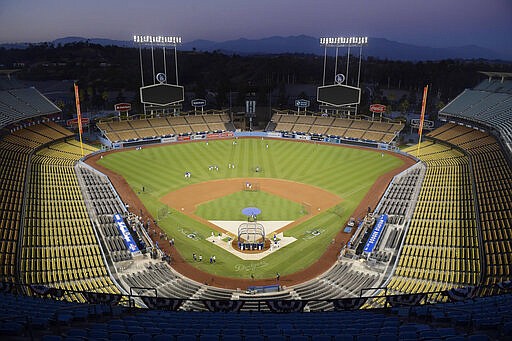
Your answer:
[99,139,404,278]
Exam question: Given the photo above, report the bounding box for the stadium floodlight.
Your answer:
[319,36,368,47]
[133,35,182,45]
[134,34,184,115]
[319,36,368,116]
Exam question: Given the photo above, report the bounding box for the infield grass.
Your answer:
[195,190,305,221]
[98,138,404,279]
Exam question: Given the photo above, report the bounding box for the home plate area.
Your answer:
[207,220,297,260]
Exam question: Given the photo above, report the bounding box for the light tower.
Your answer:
[133,35,184,116]
[318,36,368,117]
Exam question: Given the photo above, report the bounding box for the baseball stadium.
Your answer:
[0,48,511,340]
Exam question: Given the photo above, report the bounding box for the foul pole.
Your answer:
[74,83,84,157]
[416,85,428,157]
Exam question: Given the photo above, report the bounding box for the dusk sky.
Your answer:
[1,0,511,53]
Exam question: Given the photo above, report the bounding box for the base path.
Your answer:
[160,178,342,235]
[86,142,416,289]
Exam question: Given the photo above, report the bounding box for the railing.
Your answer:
[1,280,510,313]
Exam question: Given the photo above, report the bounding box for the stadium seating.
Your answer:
[392,141,481,294]
[0,88,61,128]
[0,122,74,283]
[270,112,403,144]
[0,119,122,305]
[1,287,509,340]
[0,141,30,283]
[97,112,232,142]
[426,123,512,291]
[440,78,512,152]
[76,165,130,262]
[375,163,426,227]
[0,77,510,340]
[20,139,120,301]
[294,262,381,311]
[390,119,511,299]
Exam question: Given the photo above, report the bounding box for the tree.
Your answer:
[399,99,410,113]
[101,91,109,104]
[277,83,287,108]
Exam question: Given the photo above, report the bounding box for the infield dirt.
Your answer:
[160,178,342,235]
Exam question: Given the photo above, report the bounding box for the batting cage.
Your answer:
[237,222,265,251]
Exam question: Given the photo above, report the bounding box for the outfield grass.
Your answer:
[98,138,404,279]
[195,190,305,221]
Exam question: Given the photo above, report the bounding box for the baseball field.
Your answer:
[95,138,407,282]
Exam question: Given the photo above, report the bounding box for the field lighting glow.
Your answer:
[133,35,182,45]
[320,36,368,46]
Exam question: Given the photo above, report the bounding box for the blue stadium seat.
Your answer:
[153,335,170,341]
[176,335,199,341]
[377,334,397,341]
[41,335,63,341]
[130,333,152,341]
[0,321,24,336]
[436,328,458,338]
[466,335,490,341]
[357,335,377,341]
[397,332,416,340]
[65,328,88,338]
[109,332,130,340]
[309,335,332,341]
[198,334,220,341]
[444,337,466,341]
[222,335,243,341]
[89,330,108,339]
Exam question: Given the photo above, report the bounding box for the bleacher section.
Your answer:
[97,112,231,142]
[0,88,61,129]
[270,112,403,144]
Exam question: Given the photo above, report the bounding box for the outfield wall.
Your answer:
[102,130,397,152]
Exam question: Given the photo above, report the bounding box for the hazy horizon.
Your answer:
[1,0,511,55]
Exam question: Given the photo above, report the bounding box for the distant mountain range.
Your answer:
[2,35,509,61]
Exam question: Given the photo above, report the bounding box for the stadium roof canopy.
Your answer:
[0,87,61,129]
[440,77,512,155]
[479,71,512,80]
